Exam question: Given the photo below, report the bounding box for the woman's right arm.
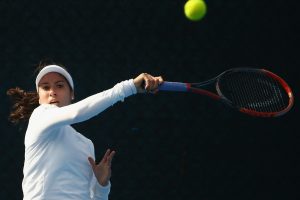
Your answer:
[28,79,136,135]
[26,73,163,143]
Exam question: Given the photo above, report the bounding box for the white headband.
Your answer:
[35,65,74,91]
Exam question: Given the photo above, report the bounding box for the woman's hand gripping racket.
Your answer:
[158,68,294,117]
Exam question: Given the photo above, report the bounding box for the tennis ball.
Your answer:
[184,0,207,21]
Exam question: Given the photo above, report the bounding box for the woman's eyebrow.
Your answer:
[55,80,66,84]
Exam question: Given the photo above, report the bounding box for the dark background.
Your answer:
[1,0,299,199]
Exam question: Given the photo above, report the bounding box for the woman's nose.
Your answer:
[49,88,57,96]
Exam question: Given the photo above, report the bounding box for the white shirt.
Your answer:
[22,80,137,200]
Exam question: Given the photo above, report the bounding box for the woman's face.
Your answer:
[38,72,74,107]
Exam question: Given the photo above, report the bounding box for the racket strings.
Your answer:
[219,71,290,112]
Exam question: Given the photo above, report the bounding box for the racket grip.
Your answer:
[158,81,188,92]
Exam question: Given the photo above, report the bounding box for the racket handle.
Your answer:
[158,81,188,92]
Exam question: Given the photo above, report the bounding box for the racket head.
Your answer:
[214,68,294,117]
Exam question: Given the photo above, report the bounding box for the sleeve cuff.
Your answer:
[94,181,111,199]
[115,79,137,101]
[125,79,137,96]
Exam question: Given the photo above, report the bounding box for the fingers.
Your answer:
[133,73,164,93]
[143,73,164,92]
[100,149,116,165]
[106,150,115,166]
[101,149,111,163]
[157,76,164,84]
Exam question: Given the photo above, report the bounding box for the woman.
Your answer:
[7,62,163,200]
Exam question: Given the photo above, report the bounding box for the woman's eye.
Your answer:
[57,84,64,88]
[43,86,50,90]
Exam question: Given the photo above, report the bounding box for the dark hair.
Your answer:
[7,59,63,125]
[7,88,39,125]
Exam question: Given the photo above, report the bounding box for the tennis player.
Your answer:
[7,62,163,200]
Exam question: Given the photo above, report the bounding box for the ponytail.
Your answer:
[7,87,39,125]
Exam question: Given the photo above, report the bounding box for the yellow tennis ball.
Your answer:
[184,0,207,21]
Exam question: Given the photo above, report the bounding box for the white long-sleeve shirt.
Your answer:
[23,80,137,200]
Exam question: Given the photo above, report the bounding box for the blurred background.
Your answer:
[0,0,299,199]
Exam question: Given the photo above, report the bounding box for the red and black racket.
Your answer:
[158,68,294,117]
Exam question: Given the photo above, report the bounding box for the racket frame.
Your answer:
[158,68,294,117]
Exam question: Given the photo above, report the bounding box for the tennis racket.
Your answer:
[158,68,294,117]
